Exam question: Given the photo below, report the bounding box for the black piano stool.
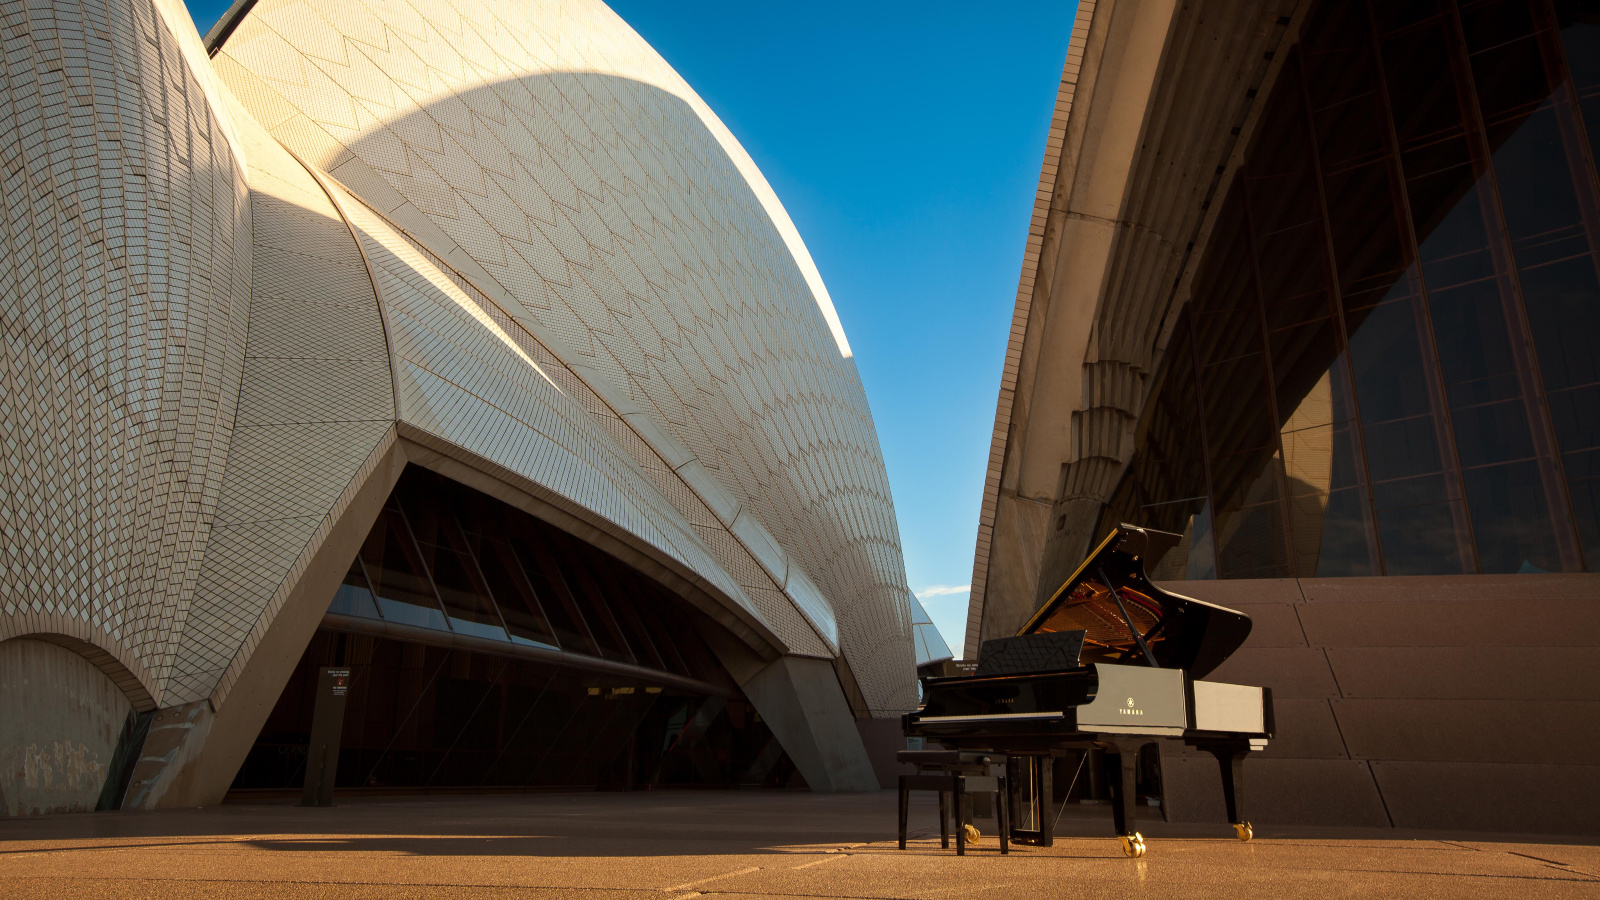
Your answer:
[896,751,1008,856]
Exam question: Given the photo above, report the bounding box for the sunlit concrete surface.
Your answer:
[1,792,1596,899]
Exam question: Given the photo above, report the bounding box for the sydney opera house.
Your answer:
[970,0,1600,833]
[0,0,934,814]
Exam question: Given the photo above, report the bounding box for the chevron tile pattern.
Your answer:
[1,0,916,727]
[214,0,916,713]
[162,96,396,707]
[0,0,250,703]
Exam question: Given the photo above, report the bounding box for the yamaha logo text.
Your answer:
[1120,697,1143,716]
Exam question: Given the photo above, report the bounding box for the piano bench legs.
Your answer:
[897,772,1009,856]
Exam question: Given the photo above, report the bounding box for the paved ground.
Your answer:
[1,791,1597,899]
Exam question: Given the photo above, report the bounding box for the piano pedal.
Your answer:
[1119,833,1146,858]
[963,824,981,844]
[1233,822,1253,842]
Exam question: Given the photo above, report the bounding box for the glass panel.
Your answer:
[1461,0,1540,51]
[1200,347,1277,460]
[510,535,600,657]
[467,536,558,649]
[544,535,634,663]
[480,665,566,786]
[1371,0,1441,35]
[1382,21,1467,147]
[1568,446,1600,558]
[1462,460,1562,571]
[631,591,692,677]
[1375,497,1471,574]
[1070,0,1600,578]
[1257,229,1333,331]
[1469,34,1557,124]
[1184,502,1219,580]
[425,655,512,786]
[1281,365,1380,576]
[359,508,451,631]
[1488,106,1590,264]
[1302,3,1388,170]
[1214,506,1291,580]
[1524,254,1600,561]
[409,524,508,642]
[1245,70,1322,236]
[1411,171,1499,288]
[1269,318,1343,426]
[1523,255,1600,394]
[584,557,664,670]
[1363,416,1452,490]
[1324,161,1412,295]
[328,558,381,619]
[1317,484,1377,575]
[1557,0,1600,161]
[1345,284,1440,425]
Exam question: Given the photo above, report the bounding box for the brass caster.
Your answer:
[1233,822,1253,842]
[1120,833,1146,858]
[963,824,981,844]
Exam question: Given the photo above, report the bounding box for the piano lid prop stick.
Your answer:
[1098,565,1159,668]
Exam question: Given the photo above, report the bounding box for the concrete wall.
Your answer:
[0,639,134,816]
[1157,574,1600,835]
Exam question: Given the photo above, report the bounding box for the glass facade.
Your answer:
[234,466,799,791]
[1101,0,1600,579]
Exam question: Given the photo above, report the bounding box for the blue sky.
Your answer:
[183,0,1078,655]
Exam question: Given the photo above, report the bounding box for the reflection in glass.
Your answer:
[330,466,723,667]
[360,509,451,630]
[328,560,382,619]
[233,627,790,793]
[1094,0,1598,578]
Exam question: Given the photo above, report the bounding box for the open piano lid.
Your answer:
[1018,524,1251,679]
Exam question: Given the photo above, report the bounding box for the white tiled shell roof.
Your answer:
[212,0,916,713]
[1,0,915,715]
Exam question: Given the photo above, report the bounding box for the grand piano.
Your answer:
[904,524,1273,857]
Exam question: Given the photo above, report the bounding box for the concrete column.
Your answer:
[739,656,882,793]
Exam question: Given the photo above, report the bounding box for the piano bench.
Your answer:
[895,753,1009,856]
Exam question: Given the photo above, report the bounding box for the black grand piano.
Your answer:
[904,524,1272,857]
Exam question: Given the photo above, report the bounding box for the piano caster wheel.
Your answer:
[1233,822,1253,842]
[963,824,981,844]
[1120,833,1146,858]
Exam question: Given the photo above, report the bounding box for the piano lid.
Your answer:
[1017,524,1251,678]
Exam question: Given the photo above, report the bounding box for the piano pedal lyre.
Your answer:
[1233,822,1253,842]
[963,824,981,844]
[1119,832,1146,858]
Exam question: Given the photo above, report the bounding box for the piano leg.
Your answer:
[897,775,909,850]
[953,774,966,856]
[1038,756,1054,848]
[1202,742,1253,842]
[998,772,1010,855]
[939,788,950,849]
[1104,742,1146,858]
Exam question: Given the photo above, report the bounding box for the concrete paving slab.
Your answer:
[0,792,1595,900]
